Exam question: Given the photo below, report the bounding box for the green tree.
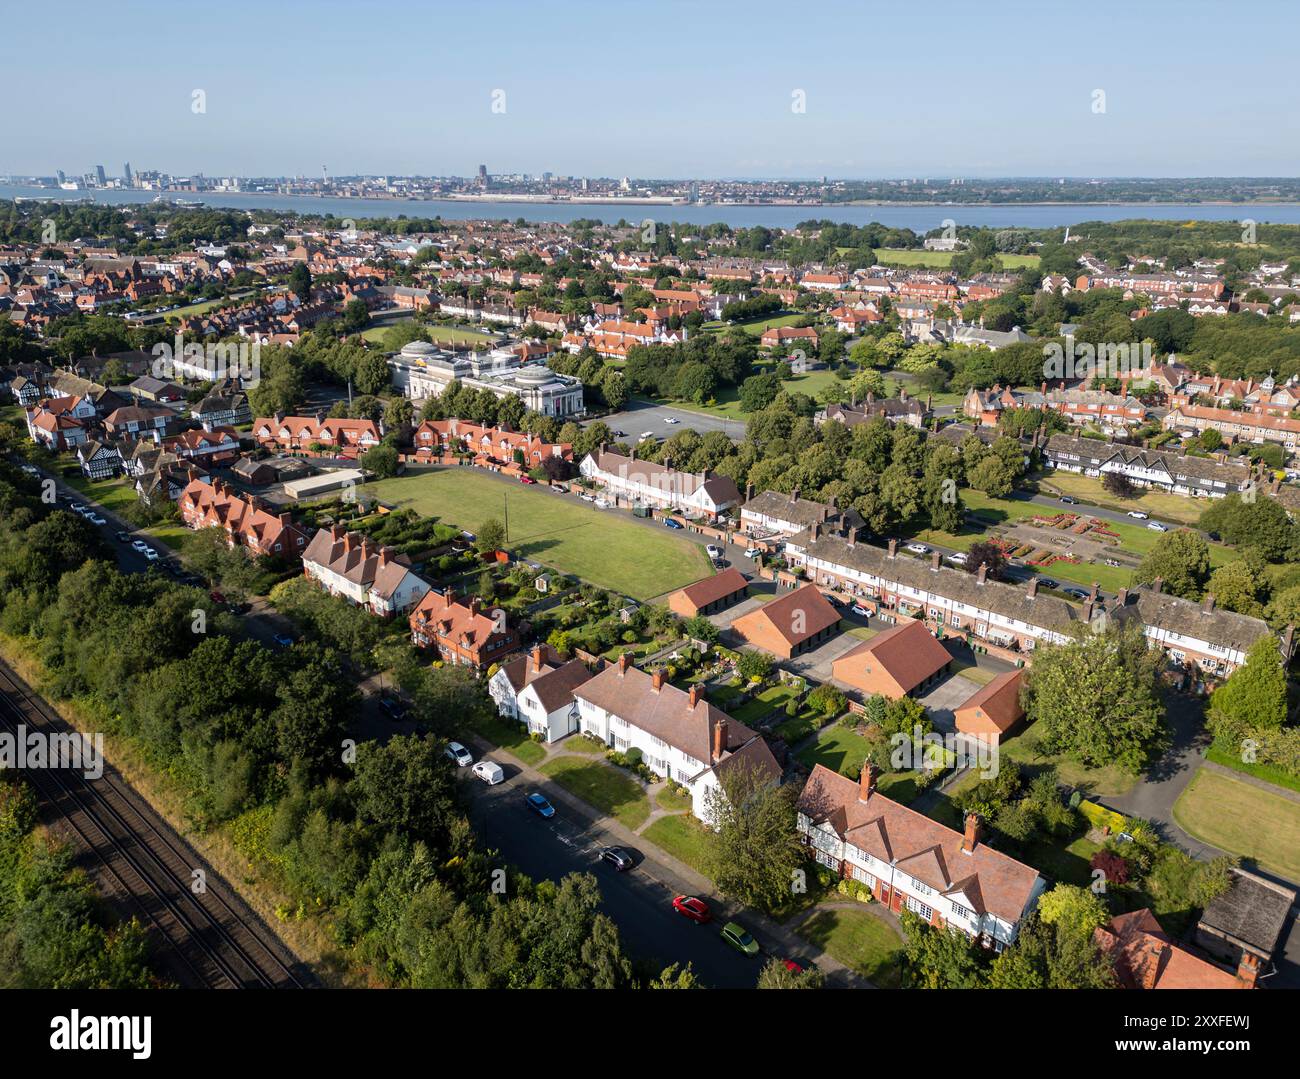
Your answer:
[1024,621,1168,773]
[702,764,805,915]
[1134,529,1211,599]
[475,517,507,553]
[757,957,826,988]
[1209,635,1288,732]
[899,910,988,989]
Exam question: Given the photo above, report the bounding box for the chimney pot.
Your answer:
[617,652,630,675]
[962,812,980,853]
[1236,952,1261,989]
[859,761,877,801]
[651,669,664,693]
[977,562,988,585]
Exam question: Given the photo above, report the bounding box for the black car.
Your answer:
[599,846,634,871]
[1059,495,1078,505]
[1039,578,1059,590]
[378,695,407,721]
[115,530,130,543]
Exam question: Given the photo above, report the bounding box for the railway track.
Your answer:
[0,659,315,989]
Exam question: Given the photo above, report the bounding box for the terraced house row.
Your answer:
[783,526,1291,680]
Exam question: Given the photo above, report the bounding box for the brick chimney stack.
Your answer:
[711,718,727,763]
[977,562,988,585]
[888,538,898,558]
[651,669,664,693]
[617,652,630,676]
[531,645,544,673]
[1118,587,1129,606]
[1202,592,1216,614]
[859,761,877,801]
[1088,581,1099,602]
[811,521,820,540]
[1083,599,1095,622]
[930,551,941,571]
[688,683,704,710]
[1152,576,1164,594]
[1235,952,1261,989]
[962,812,981,853]
[1027,578,1038,598]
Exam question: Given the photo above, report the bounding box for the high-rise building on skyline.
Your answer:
[123,162,133,186]
[95,164,107,186]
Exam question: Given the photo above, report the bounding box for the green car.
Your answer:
[721,921,760,956]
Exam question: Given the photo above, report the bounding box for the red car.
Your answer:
[672,895,712,924]
[518,475,536,484]
[784,959,804,974]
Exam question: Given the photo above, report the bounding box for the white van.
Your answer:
[472,760,504,785]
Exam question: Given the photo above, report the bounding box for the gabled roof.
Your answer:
[1095,910,1239,990]
[735,583,840,647]
[798,765,1041,924]
[674,566,749,610]
[954,669,1024,734]
[832,619,952,693]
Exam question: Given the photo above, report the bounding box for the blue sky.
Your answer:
[5,0,1298,179]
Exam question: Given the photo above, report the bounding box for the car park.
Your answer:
[472,760,504,785]
[721,921,760,956]
[599,846,634,871]
[525,792,556,818]
[1126,510,1149,520]
[672,895,712,924]
[445,741,473,767]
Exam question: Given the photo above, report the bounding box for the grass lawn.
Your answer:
[538,756,651,830]
[642,813,712,874]
[796,724,875,776]
[143,522,199,555]
[701,312,806,337]
[999,722,1138,797]
[362,469,712,600]
[949,661,998,687]
[361,319,497,348]
[655,784,694,813]
[673,368,844,419]
[63,473,139,515]
[730,684,798,726]
[473,714,546,766]
[558,735,607,756]
[797,907,903,987]
[862,248,1039,271]
[1173,769,1300,881]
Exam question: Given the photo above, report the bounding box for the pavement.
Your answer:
[458,731,872,988]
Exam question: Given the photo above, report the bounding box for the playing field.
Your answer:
[360,319,497,349]
[362,469,713,599]
[864,248,1040,270]
[1174,769,1300,881]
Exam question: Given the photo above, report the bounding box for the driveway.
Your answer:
[783,631,869,683]
[917,673,982,734]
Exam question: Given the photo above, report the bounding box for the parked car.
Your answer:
[599,846,634,871]
[115,530,130,543]
[87,513,106,525]
[472,760,504,785]
[706,544,723,560]
[580,493,596,502]
[664,416,679,424]
[1064,587,1089,600]
[594,498,609,509]
[1059,495,1078,505]
[783,959,805,974]
[721,921,760,956]
[519,475,536,484]
[525,792,556,819]
[378,695,407,721]
[672,895,712,924]
[131,539,149,552]
[905,543,929,555]
[142,548,160,561]
[663,518,683,529]
[445,741,473,767]
[850,603,871,618]
[639,432,654,441]
[209,589,227,605]
[947,551,969,565]
[1039,578,1059,590]
[744,546,761,558]
[1126,510,1149,520]
[1146,521,1168,532]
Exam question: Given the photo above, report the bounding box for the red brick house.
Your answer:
[408,589,519,669]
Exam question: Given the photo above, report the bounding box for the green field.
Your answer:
[673,368,844,419]
[361,319,497,348]
[1037,471,1209,528]
[642,814,712,874]
[538,756,650,830]
[361,469,713,599]
[701,312,807,337]
[1173,769,1300,881]
[63,473,139,515]
[862,248,1040,271]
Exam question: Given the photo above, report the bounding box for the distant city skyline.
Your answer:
[4,0,1299,178]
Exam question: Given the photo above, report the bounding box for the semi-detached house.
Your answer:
[179,478,309,558]
[798,763,1045,949]
[574,655,781,823]
[579,446,741,519]
[1044,432,1255,499]
[488,644,593,743]
[784,527,1290,681]
[301,525,431,616]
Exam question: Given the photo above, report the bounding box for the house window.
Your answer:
[850,864,876,889]
[951,903,973,921]
[813,848,839,871]
[911,878,932,896]
[906,897,933,920]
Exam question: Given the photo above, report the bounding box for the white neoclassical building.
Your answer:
[388,340,584,418]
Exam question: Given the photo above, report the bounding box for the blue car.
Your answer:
[272,632,296,648]
[525,792,556,819]
[663,518,683,529]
